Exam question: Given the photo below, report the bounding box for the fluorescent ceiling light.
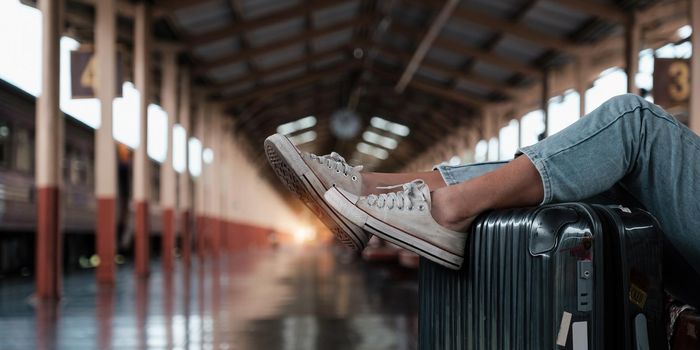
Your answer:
[288,130,317,145]
[362,130,398,150]
[277,116,317,135]
[188,137,202,177]
[202,148,214,164]
[370,116,410,137]
[357,142,388,160]
[677,25,692,40]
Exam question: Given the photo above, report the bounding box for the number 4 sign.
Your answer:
[70,46,124,99]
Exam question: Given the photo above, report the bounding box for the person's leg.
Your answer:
[431,155,543,230]
[361,162,507,195]
[429,94,700,276]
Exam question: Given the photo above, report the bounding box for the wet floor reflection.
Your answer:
[0,245,418,349]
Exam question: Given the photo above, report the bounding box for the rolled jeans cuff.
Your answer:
[433,164,460,186]
[517,145,553,205]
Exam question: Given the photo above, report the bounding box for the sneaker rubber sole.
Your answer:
[324,186,463,270]
[264,134,366,250]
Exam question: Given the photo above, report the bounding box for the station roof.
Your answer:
[26,0,681,172]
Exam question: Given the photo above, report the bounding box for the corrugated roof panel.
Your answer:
[393,6,431,24]
[247,18,305,47]
[415,66,450,84]
[254,44,306,69]
[312,29,354,52]
[240,0,300,19]
[207,62,248,82]
[382,32,415,52]
[313,53,345,70]
[426,46,464,68]
[523,1,590,36]
[471,61,513,81]
[460,0,525,18]
[313,1,360,27]
[221,81,255,97]
[192,37,240,61]
[492,35,546,63]
[455,78,492,97]
[262,66,306,85]
[442,18,493,46]
[172,0,231,36]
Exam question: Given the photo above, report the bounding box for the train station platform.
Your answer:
[0,245,418,349]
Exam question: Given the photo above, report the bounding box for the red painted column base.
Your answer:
[196,215,206,258]
[134,201,150,277]
[161,208,175,271]
[208,217,220,258]
[96,197,116,283]
[181,210,192,266]
[36,186,61,299]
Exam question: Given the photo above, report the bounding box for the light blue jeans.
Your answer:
[436,94,700,302]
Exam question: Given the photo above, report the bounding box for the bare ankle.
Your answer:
[431,187,480,231]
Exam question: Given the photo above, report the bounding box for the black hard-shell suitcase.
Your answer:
[418,203,664,350]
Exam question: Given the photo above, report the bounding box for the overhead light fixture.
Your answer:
[277,115,317,135]
[370,116,410,137]
[677,25,692,40]
[357,142,388,160]
[288,130,317,145]
[202,148,214,164]
[362,130,398,150]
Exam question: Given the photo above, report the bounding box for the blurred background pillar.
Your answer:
[690,0,700,135]
[160,51,178,271]
[625,11,640,94]
[95,0,118,284]
[194,98,207,258]
[133,1,151,277]
[178,67,192,266]
[35,0,64,299]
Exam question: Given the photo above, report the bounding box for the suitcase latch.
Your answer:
[577,260,593,312]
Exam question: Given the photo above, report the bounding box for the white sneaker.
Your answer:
[324,179,467,269]
[264,133,370,250]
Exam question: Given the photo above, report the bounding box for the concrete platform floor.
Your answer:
[0,245,418,349]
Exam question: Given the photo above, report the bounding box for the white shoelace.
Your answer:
[310,152,363,177]
[366,180,427,211]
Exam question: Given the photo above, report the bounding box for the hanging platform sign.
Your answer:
[70,46,124,99]
[653,58,690,110]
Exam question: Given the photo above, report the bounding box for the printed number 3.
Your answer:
[668,61,689,101]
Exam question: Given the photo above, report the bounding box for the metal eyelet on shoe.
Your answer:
[419,205,425,211]
[351,176,357,181]
[336,169,341,173]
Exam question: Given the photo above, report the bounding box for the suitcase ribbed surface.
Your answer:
[419,204,602,350]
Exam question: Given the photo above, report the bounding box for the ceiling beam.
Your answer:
[185,0,350,47]
[210,46,349,91]
[395,0,460,93]
[371,67,486,108]
[223,61,359,107]
[195,15,373,74]
[390,21,542,78]
[550,0,626,23]
[450,7,580,54]
[154,0,201,15]
[375,44,518,98]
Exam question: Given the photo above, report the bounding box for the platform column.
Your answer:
[178,67,193,265]
[690,0,700,134]
[194,98,207,257]
[133,2,151,277]
[206,109,221,257]
[95,0,118,284]
[160,52,178,271]
[35,0,63,299]
[625,11,640,95]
